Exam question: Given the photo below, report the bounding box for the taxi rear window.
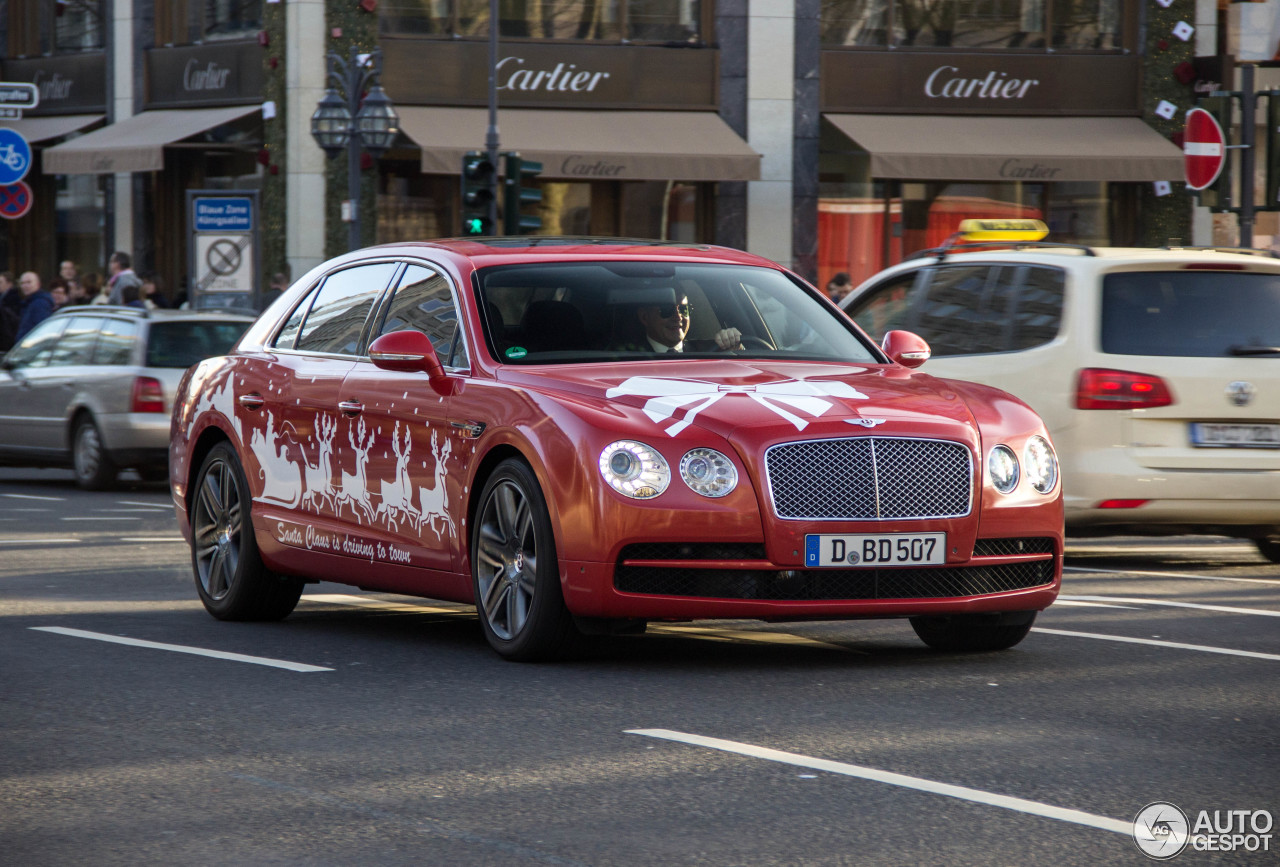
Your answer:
[1101,271,1280,357]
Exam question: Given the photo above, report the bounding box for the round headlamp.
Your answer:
[599,440,670,499]
[1023,435,1058,494]
[987,445,1020,494]
[679,448,738,498]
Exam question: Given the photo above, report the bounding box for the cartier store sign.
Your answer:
[381,40,717,109]
[1,54,106,114]
[822,52,1140,115]
[147,43,264,109]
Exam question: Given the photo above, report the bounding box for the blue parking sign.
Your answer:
[0,128,31,185]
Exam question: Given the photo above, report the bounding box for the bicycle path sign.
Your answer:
[0,128,31,185]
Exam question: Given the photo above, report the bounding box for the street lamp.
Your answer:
[309,47,400,252]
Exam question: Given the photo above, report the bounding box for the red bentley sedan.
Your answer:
[170,238,1063,660]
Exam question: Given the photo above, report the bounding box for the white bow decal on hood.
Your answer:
[605,376,869,436]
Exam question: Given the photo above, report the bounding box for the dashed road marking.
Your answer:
[649,624,864,653]
[1065,566,1280,587]
[119,536,187,543]
[1051,600,1140,610]
[30,627,333,672]
[1060,595,1280,618]
[0,537,80,545]
[115,500,171,509]
[1,493,63,501]
[626,729,1131,835]
[302,593,470,616]
[1033,627,1280,662]
[61,517,137,521]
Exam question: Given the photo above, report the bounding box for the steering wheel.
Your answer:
[734,335,775,352]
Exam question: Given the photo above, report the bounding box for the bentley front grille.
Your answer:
[765,437,972,520]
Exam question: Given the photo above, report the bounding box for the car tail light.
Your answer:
[1097,499,1149,509]
[131,376,166,413]
[1075,368,1174,410]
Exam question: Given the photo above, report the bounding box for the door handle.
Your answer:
[238,393,265,410]
[338,400,364,416]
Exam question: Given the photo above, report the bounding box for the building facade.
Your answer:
[0,0,1223,301]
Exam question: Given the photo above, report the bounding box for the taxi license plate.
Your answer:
[1190,423,1280,448]
[805,532,945,568]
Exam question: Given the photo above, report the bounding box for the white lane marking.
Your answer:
[96,508,171,513]
[1033,628,1280,662]
[0,537,80,545]
[1,493,64,501]
[60,517,137,521]
[1,507,51,512]
[30,627,333,672]
[1066,544,1255,555]
[1064,566,1280,587]
[119,537,187,543]
[649,624,864,653]
[1061,595,1280,618]
[302,593,468,616]
[1051,600,1141,610]
[115,500,172,509]
[626,729,1131,836]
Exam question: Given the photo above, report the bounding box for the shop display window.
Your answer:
[154,0,262,46]
[380,0,702,43]
[7,0,103,55]
[820,0,1124,50]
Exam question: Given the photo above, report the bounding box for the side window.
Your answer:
[848,271,922,344]
[295,263,398,355]
[92,318,141,365]
[4,318,68,369]
[913,266,998,356]
[47,316,106,366]
[272,286,316,350]
[378,264,466,368]
[1008,267,1065,351]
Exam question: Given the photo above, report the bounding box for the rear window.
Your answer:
[1101,271,1280,357]
[146,321,250,368]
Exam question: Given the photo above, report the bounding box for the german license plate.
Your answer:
[1189,423,1280,448]
[805,532,945,568]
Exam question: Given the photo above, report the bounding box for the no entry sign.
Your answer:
[0,180,32,219]
[1184,107,1226,191]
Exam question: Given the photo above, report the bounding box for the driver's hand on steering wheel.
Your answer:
[713,327,743,350]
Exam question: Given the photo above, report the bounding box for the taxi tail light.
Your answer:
[1097,499,1149,509]
[131,376,166,413]
[1075,368,1174,410]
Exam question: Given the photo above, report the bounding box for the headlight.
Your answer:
[679,448,738,498]
[599,440,670,499]
[987,445,1019,494]
[1023,435,1058,494]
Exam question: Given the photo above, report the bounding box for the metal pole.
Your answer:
[486,0,500,229]
[1239,63,1256,246]
[347,48,362,252]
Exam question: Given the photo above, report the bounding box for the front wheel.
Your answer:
[191,442,302,621]
[471,459,579,661]
[910,611,1037,652]
[72,417,117,490]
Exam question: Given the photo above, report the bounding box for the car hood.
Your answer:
[495,359,977,441]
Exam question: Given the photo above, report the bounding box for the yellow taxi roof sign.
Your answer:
[957,218,1049,242]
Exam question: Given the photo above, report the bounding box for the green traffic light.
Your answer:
[465,217,485,235]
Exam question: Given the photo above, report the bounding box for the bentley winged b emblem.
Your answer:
[605,376,869,436]
[845,417,887,428]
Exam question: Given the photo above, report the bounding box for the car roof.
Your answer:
[49,305,256,322]
[900,245,1280,267]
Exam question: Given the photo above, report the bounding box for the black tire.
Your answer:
[72,416,118,490]
[910,611,1037,652]
[136,465,169,483]
[1254,536,1280,564]
[471,458,580,661]
[190,442,302,621]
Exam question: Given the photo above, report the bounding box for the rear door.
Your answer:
[0,317,68,455]
[14,314,105,457]
[1095,267,1280,471]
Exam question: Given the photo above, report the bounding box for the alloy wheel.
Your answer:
[193,456,243,601]
[475,479,538,641]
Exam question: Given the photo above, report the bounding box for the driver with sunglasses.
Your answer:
[627,293,743,353]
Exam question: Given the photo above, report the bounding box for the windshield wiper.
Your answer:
[1228,345,1280,356]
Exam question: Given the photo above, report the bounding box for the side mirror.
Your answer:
[881,330,931,368]
[368,330,449,389]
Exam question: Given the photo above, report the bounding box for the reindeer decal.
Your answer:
[249,409,303,507]
[336,417,376,524]
[419,429,456,541]
[300,413,338,514]
[376,421,421,532]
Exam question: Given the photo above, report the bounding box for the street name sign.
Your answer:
[1184,107,1226,191]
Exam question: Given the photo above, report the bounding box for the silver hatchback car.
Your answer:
[0,306,253,488]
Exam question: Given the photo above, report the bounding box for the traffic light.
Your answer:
[503,153,543,235]
[1195,96,1234,211]
[461,151,496,235]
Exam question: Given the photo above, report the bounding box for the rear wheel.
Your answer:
[471,459,580,661]
[1254,535,1280,564]
[72,416,117,490]
[191,442,302,621]
[910,611,1037,652]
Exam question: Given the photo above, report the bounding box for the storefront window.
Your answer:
[205,0,262,41]
[56,1,104,52]
[378,165,459,242]
[820,0,1122,49]
[55,174,107,280]
[381,0,700,42]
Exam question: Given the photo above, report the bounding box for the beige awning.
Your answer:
[826,114,1184,182]
[41,105,260,175]
[0,113,104,144]
[400,107,761,181]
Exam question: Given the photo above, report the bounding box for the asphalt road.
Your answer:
[1,467,1277,866]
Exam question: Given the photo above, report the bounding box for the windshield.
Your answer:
[146,320,251,368]
[477,262,880,364]
[1101,271,1280,357]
